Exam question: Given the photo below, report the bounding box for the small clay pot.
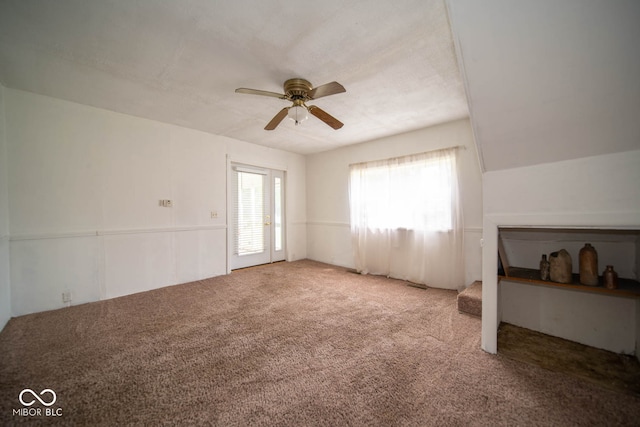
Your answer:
[602,265,618,290]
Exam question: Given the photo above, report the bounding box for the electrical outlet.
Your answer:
[62,291,72,303]
[159,199,173,207]
[211,211,218,218]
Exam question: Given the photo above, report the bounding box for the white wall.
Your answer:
[306,118,482,288]
[0,84,11,330]
[482,150,640,354]
[5,88,306,316]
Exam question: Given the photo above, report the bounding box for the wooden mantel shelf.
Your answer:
[499,267,640,299]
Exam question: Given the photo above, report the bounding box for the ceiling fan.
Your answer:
[235,78,346,130]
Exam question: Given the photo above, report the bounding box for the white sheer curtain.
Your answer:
[349,147,464,290]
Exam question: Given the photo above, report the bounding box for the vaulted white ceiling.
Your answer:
[448,0,640,171]
[2,1,637,171]
[0,0,469,155]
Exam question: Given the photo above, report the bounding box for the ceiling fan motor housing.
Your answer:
[284,78,313,100]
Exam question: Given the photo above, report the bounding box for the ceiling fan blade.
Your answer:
[307,81,346,99]
[265,107,289,130]
[307,105,344,129]
[235,88,287,99]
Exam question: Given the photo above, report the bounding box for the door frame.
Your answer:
[226,156,287,273]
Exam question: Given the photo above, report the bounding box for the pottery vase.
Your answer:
[539,254,550,281]
[549,249,572,284]
[603,265,618,290]
[579,243,598,286]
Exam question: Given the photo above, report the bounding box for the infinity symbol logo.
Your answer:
[19,389,57,407]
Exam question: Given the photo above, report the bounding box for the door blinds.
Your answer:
[232,168,267,256]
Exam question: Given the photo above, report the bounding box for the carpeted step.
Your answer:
[457,281,482,317]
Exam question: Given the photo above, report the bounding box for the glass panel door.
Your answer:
[230,165,285,269]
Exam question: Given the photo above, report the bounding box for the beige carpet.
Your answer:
[1,260,639,426]
[498,322,640,396]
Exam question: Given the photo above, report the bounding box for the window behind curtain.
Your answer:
[349,149,455,232]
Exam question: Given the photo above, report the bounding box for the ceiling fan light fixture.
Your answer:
[236,78,345,130]
[287,105,308,125]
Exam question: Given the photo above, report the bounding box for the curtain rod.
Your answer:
[349,145,466,168]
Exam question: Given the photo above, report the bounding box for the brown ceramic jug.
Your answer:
[579,243,598,286]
